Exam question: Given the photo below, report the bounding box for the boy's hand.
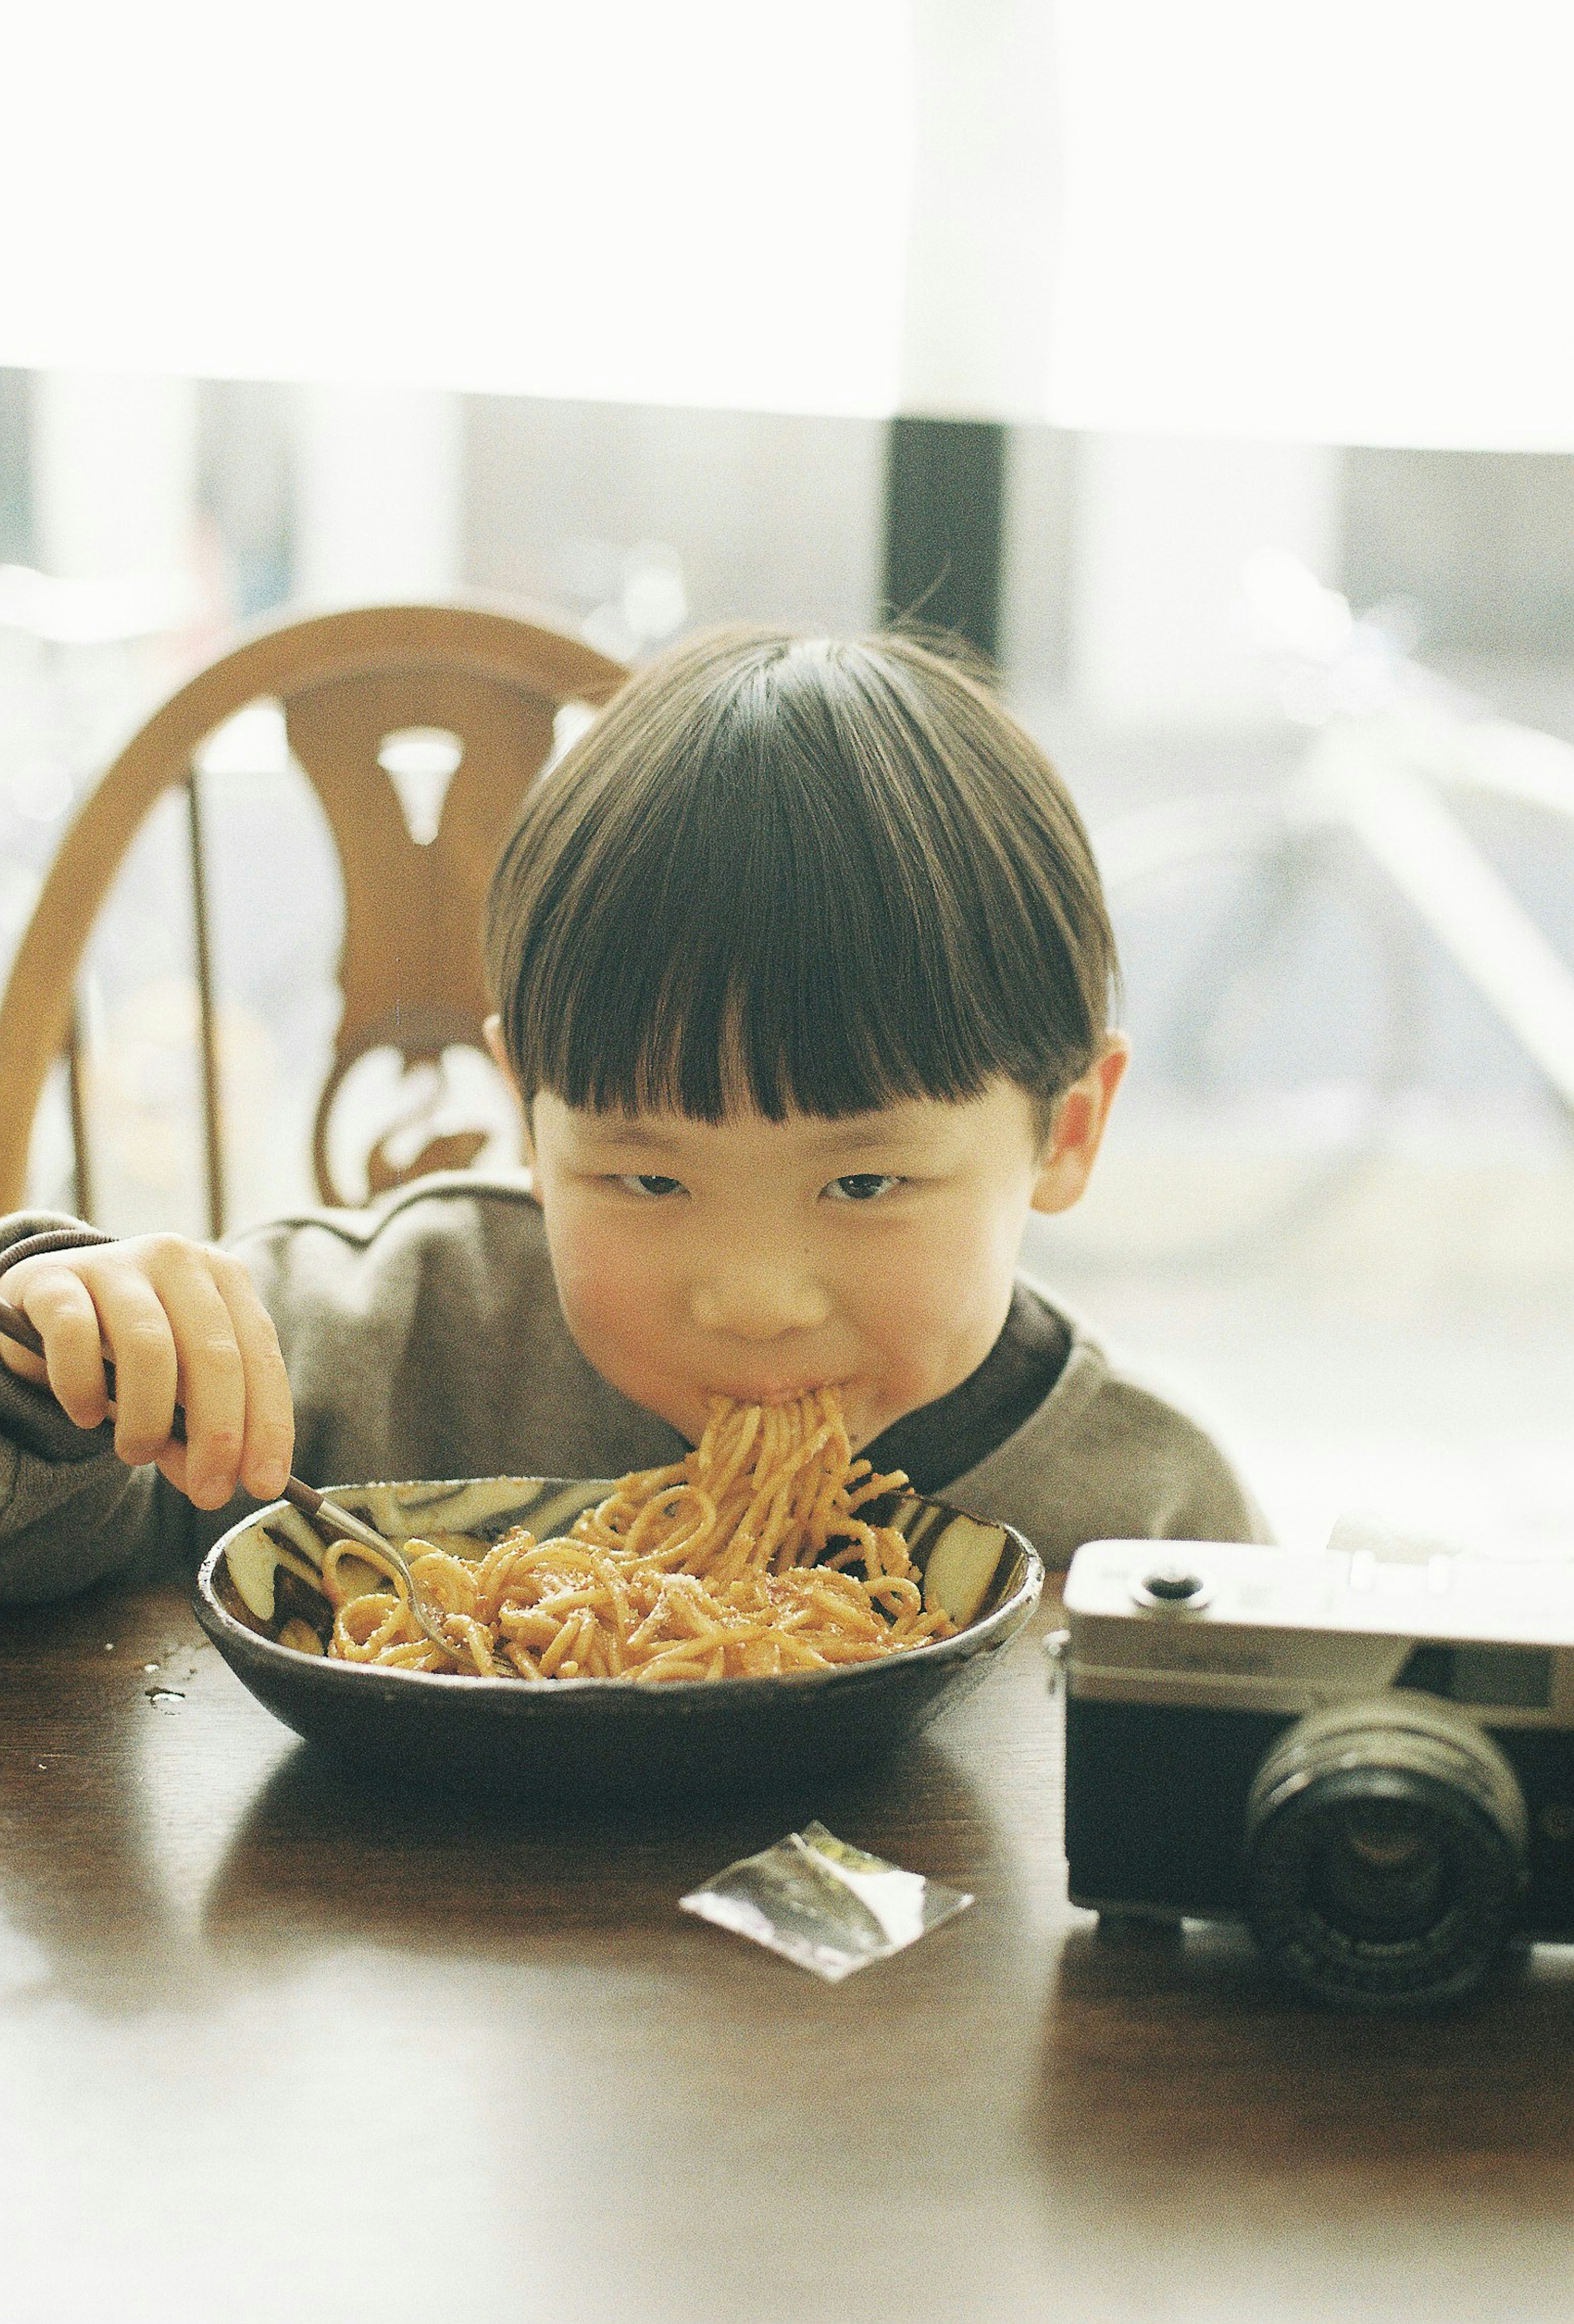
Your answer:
[0,1235,294,1510]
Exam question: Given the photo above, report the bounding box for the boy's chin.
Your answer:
[623,1384,728,1449]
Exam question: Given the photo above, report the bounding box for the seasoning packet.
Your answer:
[680,1821,974,1982]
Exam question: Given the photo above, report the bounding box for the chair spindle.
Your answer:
[185,766,225,1242]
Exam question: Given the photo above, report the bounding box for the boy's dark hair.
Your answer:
[485,627,1118,1136]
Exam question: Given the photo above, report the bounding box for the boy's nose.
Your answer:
[688,1255,831,1340]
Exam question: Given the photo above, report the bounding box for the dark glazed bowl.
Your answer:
[195,1474,1044,1803]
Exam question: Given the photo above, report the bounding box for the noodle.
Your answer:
[321,1388,956,1682]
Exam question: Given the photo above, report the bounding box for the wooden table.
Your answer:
[4,1577,1573,2324]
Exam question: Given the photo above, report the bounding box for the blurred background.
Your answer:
[2,0,1571,1555]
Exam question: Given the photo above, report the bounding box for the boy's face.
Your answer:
[500,1031,1126,1452]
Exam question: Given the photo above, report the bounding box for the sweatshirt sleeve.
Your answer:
[0,1211,244,1605]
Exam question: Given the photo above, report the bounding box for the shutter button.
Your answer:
[1134,1563,1210,1610]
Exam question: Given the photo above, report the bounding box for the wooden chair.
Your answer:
[0,600,626,1233]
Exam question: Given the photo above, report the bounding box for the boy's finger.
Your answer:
[0,1299,50,1382]
[80,1270,182,1468]
[152,1261,249,1511]
[5,1263,113,1426]
[206,1254,294,1502]
[152,1438,193,1499]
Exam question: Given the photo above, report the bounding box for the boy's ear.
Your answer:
[1029,1035,1129,1216]
[482,1014,537,1168]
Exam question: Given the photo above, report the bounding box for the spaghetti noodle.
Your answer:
[322,1388,955,1681]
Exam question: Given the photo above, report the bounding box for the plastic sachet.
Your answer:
[680,1821,973,1981]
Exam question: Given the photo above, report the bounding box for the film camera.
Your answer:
[1058,1535,1574,2011]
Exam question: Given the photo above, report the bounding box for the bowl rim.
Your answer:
[194,1474,1046,1702]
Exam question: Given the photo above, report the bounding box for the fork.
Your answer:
[0,1293,466,1661]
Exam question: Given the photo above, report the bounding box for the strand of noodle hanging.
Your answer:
[321,1388,955,1681]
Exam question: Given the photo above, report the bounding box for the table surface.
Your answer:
[4,1577,1574,2324]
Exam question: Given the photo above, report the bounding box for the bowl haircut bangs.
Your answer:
[484,628,1117,1138]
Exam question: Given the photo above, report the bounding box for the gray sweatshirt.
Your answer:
[0,1175,1268,1604]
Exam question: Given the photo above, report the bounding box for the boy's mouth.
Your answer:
[709,1377,847,1408]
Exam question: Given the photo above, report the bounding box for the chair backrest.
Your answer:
[0,600,626,1231]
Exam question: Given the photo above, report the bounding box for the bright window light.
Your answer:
[0,0,915,416]
[9,2,1571,446]
[1049,0,1574,448]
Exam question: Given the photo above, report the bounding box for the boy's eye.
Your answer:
[616,1173,687,1198]
[823,1172,905,1203]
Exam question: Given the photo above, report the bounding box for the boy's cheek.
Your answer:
[540,1213,644,1345]
[854,1285,961,1406]
[873,1265,1014,1405]
[556,1231,680,1369]
[551,1272,673,1417]
[553,1256,648,1356]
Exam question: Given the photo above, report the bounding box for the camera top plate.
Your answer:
[1062,1538,1574,1724]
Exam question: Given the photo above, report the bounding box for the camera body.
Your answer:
[1060,1537,1574,2010]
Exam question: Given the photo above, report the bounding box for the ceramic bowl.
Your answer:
[194,1474,1044,1802]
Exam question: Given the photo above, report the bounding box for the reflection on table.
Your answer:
[3,1576,1573,2324]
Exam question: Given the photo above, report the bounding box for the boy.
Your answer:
[0,629,1265,1602]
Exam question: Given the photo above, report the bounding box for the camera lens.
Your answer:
[1314,1797,1447,1943]
[1244,1695,1528,2011]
